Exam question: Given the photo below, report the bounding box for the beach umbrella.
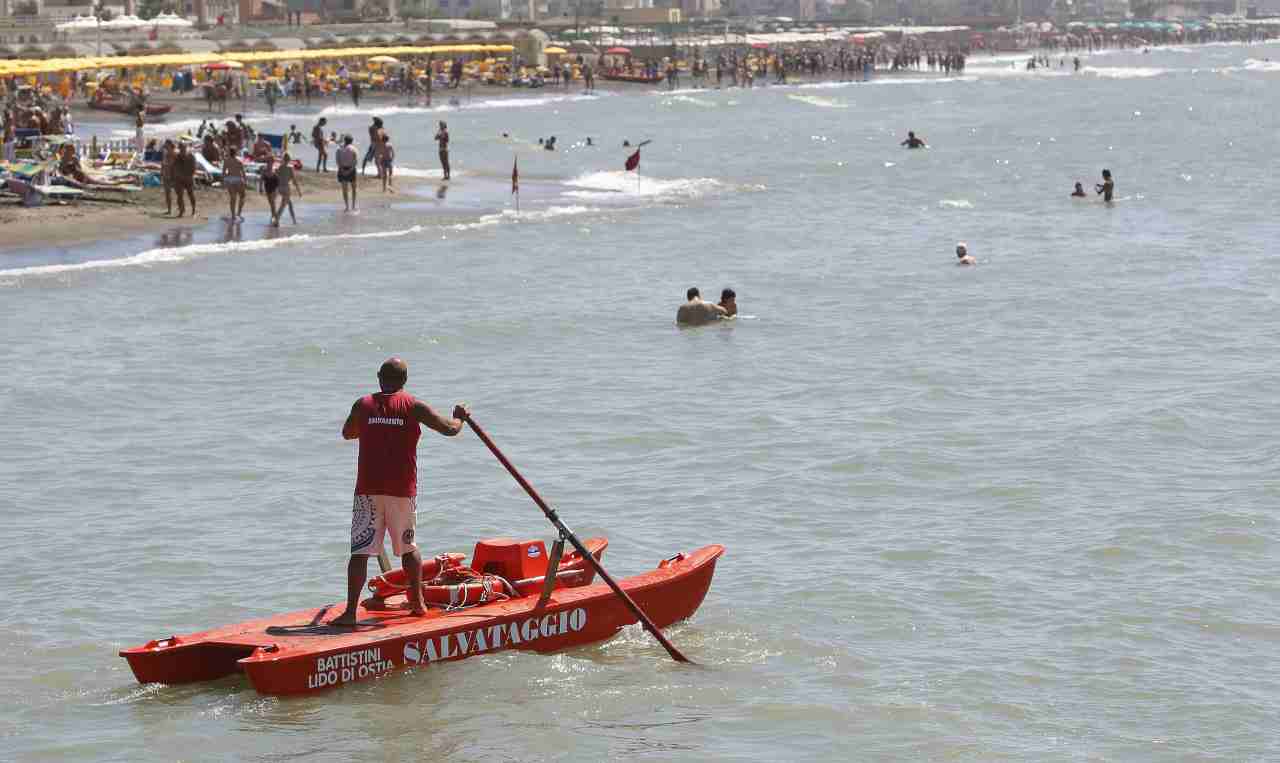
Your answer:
[368,55,399,63]
[101,14,144,29]
[544,46,567,54]
[204,60,244,70]
[56,15,99,32]
[605,46,631,54]
[751,42,770,49]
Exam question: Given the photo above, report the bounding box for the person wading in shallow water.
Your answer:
[333,358,469,627]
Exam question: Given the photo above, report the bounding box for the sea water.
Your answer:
[2,41,1279,760]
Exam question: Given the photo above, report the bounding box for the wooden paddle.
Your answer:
[459,411,693,664]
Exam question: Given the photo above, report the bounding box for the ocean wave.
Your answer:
[444,204,600,231]
[662,94,718,107]
[1221,58,1280,73]
[939,199,974,209]
[391,166,455,179]
[318,93,604,118]
[0,226,422,279]
[866,75,977,85]
[1080,66,1172,79]
[1,200,613,278]
[787,94,849,109]
[560,170,723,201]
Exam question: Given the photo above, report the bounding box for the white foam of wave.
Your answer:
[1224,58,1280,73]
[796,80,857,90]
[560,170,722,201]
[390,166,455,179]
[787,94,848,109]
[866,75,977,86]
[1081,66,1171,79]
[969,66,1071,78]
[663,94,718,107]
[318,93,603,118]
[444,204,599,231]
[939,199,973,209]
[0,226,422,279]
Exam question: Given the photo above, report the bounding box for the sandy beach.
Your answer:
[0,167,438,250]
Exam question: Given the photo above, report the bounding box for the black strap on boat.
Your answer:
[538,534,566,606]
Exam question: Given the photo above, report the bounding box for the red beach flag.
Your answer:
[511,157,519,194]
[624,149,640,172]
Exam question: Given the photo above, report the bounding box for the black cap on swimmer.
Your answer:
[377,357,408,392]
[687,287,700,300]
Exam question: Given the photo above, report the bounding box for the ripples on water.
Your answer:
[3,41,1280,760]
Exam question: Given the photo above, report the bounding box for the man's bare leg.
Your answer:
[333,554,368,626]
[403,549,426,615]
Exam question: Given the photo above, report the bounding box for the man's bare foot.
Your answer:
[331,610,359,627]
[409,607,427,617]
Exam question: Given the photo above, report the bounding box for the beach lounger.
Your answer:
[193,152,223,181]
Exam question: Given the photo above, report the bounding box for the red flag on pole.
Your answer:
[624,149,640,172]
[511,157,519,194]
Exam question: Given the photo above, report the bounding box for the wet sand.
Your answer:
[0,169,435,251]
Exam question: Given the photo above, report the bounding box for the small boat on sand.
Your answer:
[121,536,723,695]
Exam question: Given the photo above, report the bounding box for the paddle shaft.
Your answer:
[461,413,692,664]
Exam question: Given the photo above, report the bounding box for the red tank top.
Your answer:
[354,391,421,497]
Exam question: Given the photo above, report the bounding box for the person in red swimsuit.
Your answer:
[333,357,468,626]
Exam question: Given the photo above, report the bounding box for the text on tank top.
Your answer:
[355,390,421,497]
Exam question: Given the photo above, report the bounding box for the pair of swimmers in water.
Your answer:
[1072,169,1115,201]
[676,287,737,325]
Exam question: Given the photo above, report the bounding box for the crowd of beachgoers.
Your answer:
[1,21,1277,221]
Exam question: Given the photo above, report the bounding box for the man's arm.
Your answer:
[342,400,363,440]
[413,400,466,436]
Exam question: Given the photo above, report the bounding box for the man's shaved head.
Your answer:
[377,357,408,392]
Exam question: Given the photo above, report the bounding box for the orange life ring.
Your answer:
[367,553,466,598]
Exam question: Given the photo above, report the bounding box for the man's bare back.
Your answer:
[676,296,727,326]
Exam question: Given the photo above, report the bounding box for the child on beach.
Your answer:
[380,137,395,193]
[272,152,303,226]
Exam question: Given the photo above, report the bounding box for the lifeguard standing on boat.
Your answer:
[334,357,468,626]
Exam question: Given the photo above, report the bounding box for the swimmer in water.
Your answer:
[955,242,976,266]
[718,287,737,318]
[676,287,729,325]
[1072,182,1087,197]
[901,131,927,149]
[1095,169,1114,202]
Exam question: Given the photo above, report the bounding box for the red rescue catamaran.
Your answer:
[121,537,723,695]
[121,412,723,695]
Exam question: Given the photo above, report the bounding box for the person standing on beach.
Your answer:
[435,121,451,180]
[380,136,395,194]
[272,152,302,226]
[172,141,197,218]
[134,109,146,155]
[222,151,248,221]
[262,155,280,222]
[336,134,358,212]
[312,117,329,172]
[362,117,384,177]
[161,139,177,216]
[332,358,468,626]
[350,77,361,108]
